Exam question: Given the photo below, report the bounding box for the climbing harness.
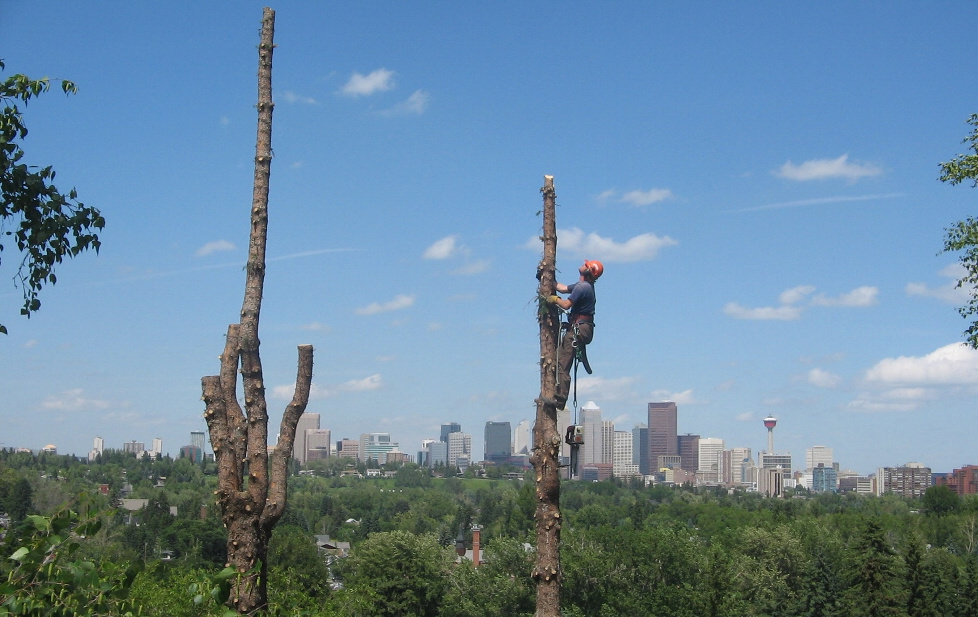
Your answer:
[560,317,593,478]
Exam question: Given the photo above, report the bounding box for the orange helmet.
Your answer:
[583,260,604,281]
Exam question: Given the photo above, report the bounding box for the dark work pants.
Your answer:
[555,322,593,408]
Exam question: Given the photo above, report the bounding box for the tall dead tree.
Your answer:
[200,8,314,613]
[531,174,562,616]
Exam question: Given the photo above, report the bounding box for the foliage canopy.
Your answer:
[0,59,104,335]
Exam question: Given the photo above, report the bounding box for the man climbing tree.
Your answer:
[200,8,314,613]
[0,60,104,335]
[938,113,978,349]
[547,258,603,411]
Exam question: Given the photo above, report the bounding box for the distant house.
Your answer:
[314,534,350,558]
[119,499,178,525]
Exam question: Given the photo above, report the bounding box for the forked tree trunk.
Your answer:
[200,7,314,613]
[531,174,562,616]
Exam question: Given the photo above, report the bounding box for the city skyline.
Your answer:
[45,399,970,479]
[2,3,976,476]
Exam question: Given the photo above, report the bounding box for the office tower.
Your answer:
[123,441,145,456]
[812,464,838,493]
[191,431,205,454]
[336,438,359,459]
[678,434,700,473]
[648,402,678,471]
[697,438,725,484]
[148,438,163,458]
[513,419,532,456]
[632,424,649,475]
[805,446,834,471]
[441,423,461,444]
[306,429,331,461]
[613,430,638,477]
[360,433,398,464]
[935,465,978,496]
[294,413,321,464]
[448,432,472,468]
[759,452,792,480]
[722,447,752,485]
[427,441,448,468]
[581,401,604,465]
[484,422,512,463]
[89,436,104,462]
[600,420,615,464]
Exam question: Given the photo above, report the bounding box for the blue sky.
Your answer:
[1,2,976,475]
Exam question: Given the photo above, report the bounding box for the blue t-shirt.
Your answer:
[566,281,595,316]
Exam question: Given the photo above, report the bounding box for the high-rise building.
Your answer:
[427,441,448,468]
[294,413,321,464]
[877,462,932,498]
[632,424,649,475]
[581,401,604,465]
[697,438,725,484]
[759,452,793,479]
[336,438,359,459]
[448,432,472,468]
[484,422,512,463]
[306,429,331,461]
[648,402,678,470]
[191,431,205,455]
[935,465,978,496]
[722,447,752,486]
[123,441,145,456]
[89,436,104,462]
[360,433,399,464]
[613,430,639,477]
[806,446,834,471]
[678,434,700,473]
[513,419,532,456]
[812,464,838,493]
[441,423,461,444]
[148,438,163,459]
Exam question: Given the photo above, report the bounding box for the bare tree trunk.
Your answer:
[200,8,314,613]
[531,174,561,617]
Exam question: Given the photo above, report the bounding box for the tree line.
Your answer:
[0,451,976,615]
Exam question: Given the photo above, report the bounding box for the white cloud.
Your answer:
[423,236,459,260]
[779,285,816,305]
[341,68,395,96]
[23,339,37,349]
[736,412,754,422]
[195,240,235,257]
[574,375,639,401]
[452,260,490,276]
[775,154,882,182]
[272,374,382,400]
[41,389,110,412]
[812,286,879,307]
[906,264,973,305]
[619,188,674,206]
[865,343,978,385]
[356,294,416,316]
[553,227,678,262]
[381,90,430,116]
[807,368,841,389]
[737,193,903,213]
[650,389,702,405]
[282,91,318,105]
[300,322,330,333]
[723,302,802,321]
[726,285,877,321]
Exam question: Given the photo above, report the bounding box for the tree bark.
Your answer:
[531,174,562,617]
[200,8,314,613]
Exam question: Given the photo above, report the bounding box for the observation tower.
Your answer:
[763,416,777,453]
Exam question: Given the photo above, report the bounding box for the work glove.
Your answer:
[546,295,560,304]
